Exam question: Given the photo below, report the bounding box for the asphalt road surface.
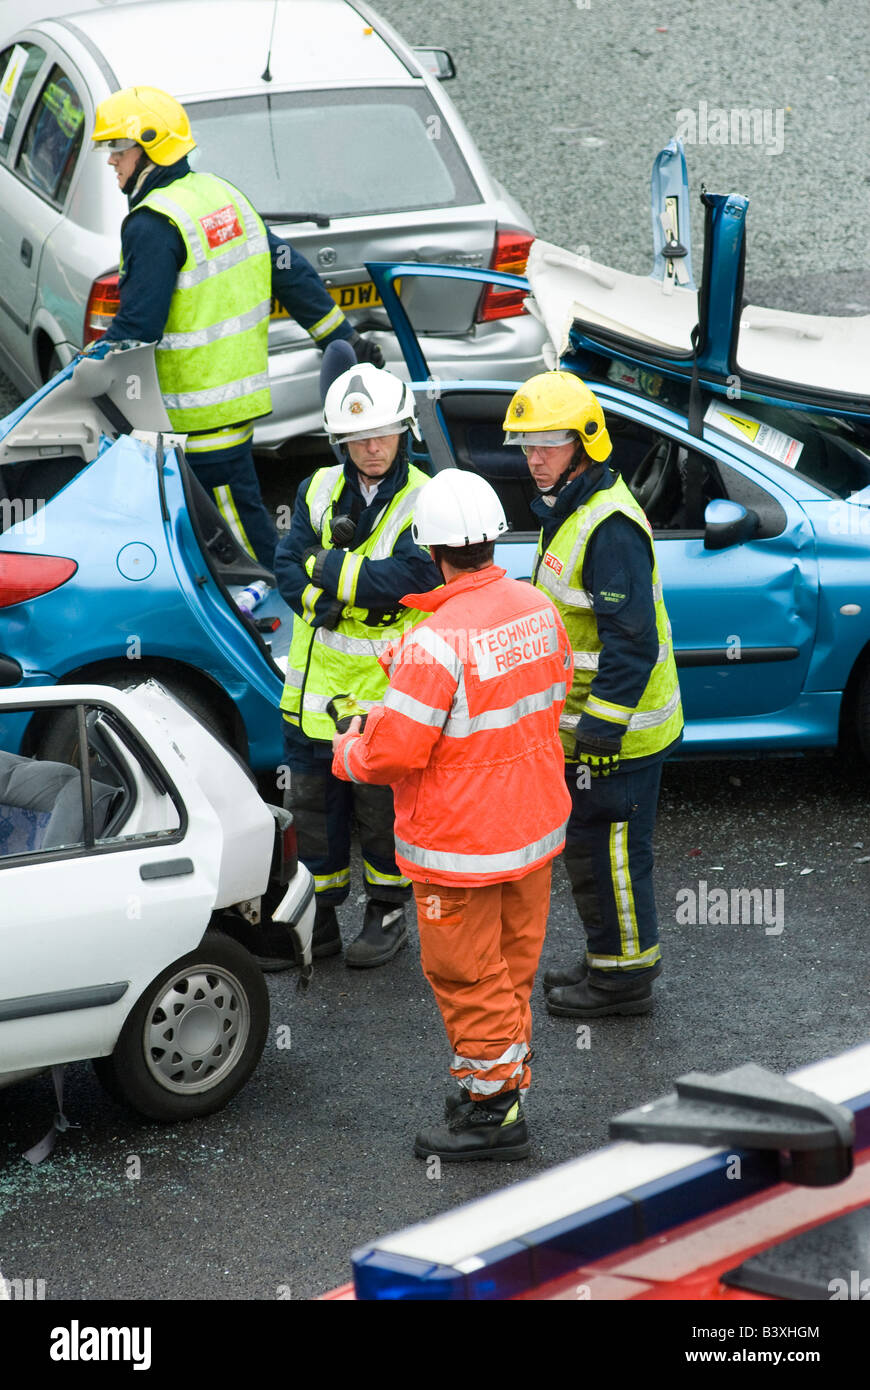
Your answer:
[1,0,869,1307]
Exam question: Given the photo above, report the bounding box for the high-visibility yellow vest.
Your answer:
[533,474,683,759]
[281,464,432,742]
[125,171,272,432]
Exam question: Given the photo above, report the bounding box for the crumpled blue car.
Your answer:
[0,344,291,773]
[3,212,870,769]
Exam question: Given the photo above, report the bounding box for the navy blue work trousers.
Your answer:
[562,757,665,981]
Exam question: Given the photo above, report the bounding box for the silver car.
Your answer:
[0,0,545,448]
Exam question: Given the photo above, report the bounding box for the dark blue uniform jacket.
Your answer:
[274,453,441,630]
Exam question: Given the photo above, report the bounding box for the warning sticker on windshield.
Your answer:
[0,45,28,141]
[199,204,243,249]
[704,401,803,468]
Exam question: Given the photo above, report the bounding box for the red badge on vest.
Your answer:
[199,204,243,249]
[543,552,563,576]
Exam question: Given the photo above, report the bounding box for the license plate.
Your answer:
[270,279,400,319]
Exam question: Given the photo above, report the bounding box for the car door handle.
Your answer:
[140,858,194,881]
[20,239,33,268]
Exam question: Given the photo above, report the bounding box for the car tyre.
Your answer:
[93,931,269,1121]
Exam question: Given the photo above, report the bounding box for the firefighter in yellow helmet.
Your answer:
[503,371,683,1017]
[90,86,384,570]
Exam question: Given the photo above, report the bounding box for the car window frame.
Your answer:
[3,32,92,213]
[0,38,49,165]
[0,698,188,871]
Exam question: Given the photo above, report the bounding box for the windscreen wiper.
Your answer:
[261,211,331,227]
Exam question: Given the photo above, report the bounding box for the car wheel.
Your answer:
[34,669,233,766]
[93,932,269,1121]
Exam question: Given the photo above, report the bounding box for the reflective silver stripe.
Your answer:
[283,667,303,689]
[297,690,377,715]
[383,686,448,729]
[443,683,567,739]
[588,946,661,969]
[342,738,362,784]
[611,819,638,957]
[535,561,593,608]
[308,304,345,340]
[465,1070,525,1097]
[572,641,669,674]
[176,231,269,289]
[307,465,342,536]
[395,824,565,875]
[558,684,682,733]
[144,192,206,267]
[626,685,681,731]
[585,695,632,725]
[314,627,392,657]
[162,372,270,410]
[186,421,255,452]
[213,484,250,552]
[158,297,271,351]
[370,487,421,559]
[453,1042,527,1071]
[337,551,362,604]
[390,626,462,682]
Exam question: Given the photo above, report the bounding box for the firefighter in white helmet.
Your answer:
[332,469,573,1160]
[274,364,440,967]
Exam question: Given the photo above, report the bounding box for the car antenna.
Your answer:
[261,0,279,81]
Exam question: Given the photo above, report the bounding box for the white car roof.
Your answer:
[42,0,414,99]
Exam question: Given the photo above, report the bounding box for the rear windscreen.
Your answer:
[187,88,481,218]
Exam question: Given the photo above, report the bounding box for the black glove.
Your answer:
[349,329,385,369]
[302,547,330,587]
[318,600,344,631]
[575,734,621,778]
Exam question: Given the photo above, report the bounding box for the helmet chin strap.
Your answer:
[536,447,586,500]
[122,149,153,198]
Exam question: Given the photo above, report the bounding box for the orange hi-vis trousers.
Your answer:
[412,862,552,1099]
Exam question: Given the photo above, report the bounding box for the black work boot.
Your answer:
[546,962,662,1018]
[542,956,588,991]
[444,1087,474,1120]
[415,1088,529,1163]
[312,902,342,959]
[345,900,408,969]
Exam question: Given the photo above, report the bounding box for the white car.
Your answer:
[0,679,314,1122]
[0,0,545,447]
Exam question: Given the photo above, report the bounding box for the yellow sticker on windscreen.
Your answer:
[704,401,804,469]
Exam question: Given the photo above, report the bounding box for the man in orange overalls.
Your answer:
[332,470,573,1161]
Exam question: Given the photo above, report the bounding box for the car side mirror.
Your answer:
[703,498,760,551]
[413,47,456,80]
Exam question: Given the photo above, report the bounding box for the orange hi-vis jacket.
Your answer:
[332,565,574,886]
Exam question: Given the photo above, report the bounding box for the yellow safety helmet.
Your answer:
[92,86,195,165]
[503,371,612,462]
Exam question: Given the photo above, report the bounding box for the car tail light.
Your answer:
[476,229,534,322]
[0,553,78,607]
[84,273,120,345]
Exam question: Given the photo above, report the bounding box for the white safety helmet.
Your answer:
[323,363,421,445]
[412,469,508,547]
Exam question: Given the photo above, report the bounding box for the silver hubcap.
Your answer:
[144,964,251,1094]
